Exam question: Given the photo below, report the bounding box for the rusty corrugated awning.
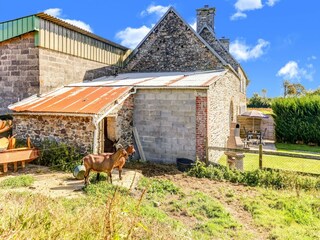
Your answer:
[10,86,132,114]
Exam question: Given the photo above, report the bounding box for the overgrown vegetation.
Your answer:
[37,139,84,171]
[272,95,320,144]
[0,175,34,188]
[188,161,320,191]
[241,189,320,239]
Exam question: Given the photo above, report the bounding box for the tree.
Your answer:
[261,89,267,98]
[247,93,272,108]
[283,80,306,97]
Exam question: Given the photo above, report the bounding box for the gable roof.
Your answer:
[0,13,127,51]
[198,24,239,71]
[124,7,228,67]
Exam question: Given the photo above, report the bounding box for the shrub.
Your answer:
[37,140,84,172]
[272,96,320,144]
[188,161,320,191]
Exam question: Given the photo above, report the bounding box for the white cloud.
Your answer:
[277,61,315,81]
[266,0,280,6]
[230,38,270,61]
[235,0,263,12]
[116,25,151,49]
[44,8,93,32]
[116,4,170,49]
[230,12,247,20]
[231,0,280,20]
[44,8,61,17]
[141,4,170,18]
[308,55,317,61]
[189,19,197,31]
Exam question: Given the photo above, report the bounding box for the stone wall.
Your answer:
[38,48,108,94]
[199,27,238,71]
[110,95,134,147]
[207,71,246,162]
[124,10,224,72]
[13,115,94,153]
[134,89,206,163]
[0,33,39,115]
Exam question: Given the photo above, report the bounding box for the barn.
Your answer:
[6,6,248,163]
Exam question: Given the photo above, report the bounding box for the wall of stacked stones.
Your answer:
[133,89,207,163]
[108,95,134,148]
[124,10,224,72]
[0,33,39,115]
[38,48,107,94]
[207,71,246,162]
[13,115,94,153]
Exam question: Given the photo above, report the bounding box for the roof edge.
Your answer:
[124,7,228,67]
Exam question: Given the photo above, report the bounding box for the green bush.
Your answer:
[188,161,320,191]
[37,140,84,172]
[272,96,320,144]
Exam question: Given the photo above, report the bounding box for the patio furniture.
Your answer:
[243,126,253,141]
[257,128,267,145]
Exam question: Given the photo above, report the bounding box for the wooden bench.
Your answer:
[0,148,39,173]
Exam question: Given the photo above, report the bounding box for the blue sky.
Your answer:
[1,0,319,97]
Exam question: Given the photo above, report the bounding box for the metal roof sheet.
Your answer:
[69,70,227,88]
[10,86,131,114]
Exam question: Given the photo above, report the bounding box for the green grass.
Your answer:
[241,188,320,240]
[276,143,320,153]
[219,153,320,175]
[0,175,34,188]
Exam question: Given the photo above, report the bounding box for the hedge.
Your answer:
[272,96,320,144]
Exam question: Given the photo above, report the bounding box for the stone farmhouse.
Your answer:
[2,6,248,163]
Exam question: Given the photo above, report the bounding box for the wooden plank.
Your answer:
[133,127,146,162]
[0,149,39,164]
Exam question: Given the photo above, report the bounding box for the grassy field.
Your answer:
[0,168,319,240]
[220,153,320,174]
[276,143,320,153]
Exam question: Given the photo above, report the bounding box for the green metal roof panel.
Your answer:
[0,15,39,42]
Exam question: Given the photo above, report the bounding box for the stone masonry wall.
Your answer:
[199,27,238,71]
[207,71,246,162]
[13,115,94,153]
[124,10,224,72]
[38,48,107,94]
[109,95,134,147]
[0,33,39,115]
[134,89,207,163]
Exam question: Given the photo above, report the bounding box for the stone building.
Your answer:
[0,13,129,115]
[7,6,248,163]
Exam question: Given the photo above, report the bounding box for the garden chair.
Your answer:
[257,128,267,145]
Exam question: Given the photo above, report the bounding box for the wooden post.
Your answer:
[3,163,8,173]
[205,137,209,166]
[259,144,263,169]
[14,162,18,172]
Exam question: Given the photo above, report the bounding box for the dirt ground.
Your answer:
[0,162,269,239]
[0,163,142,198]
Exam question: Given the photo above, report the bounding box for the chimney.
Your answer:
[196,5,216,33]
[220,37,230,51]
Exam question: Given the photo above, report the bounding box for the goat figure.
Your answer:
[83,147,128,186]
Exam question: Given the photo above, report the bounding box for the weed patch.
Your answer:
[0,175,34,188]
[188,161,320,191]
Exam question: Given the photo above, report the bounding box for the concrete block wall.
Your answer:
[13,115,94,153]
[38,48,107,94]
[207,71,246,162]
[0,33,39,114]
[134,89,206,163]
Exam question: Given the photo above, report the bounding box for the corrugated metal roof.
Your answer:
[10,86,132,114]
[69,70,227,88]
